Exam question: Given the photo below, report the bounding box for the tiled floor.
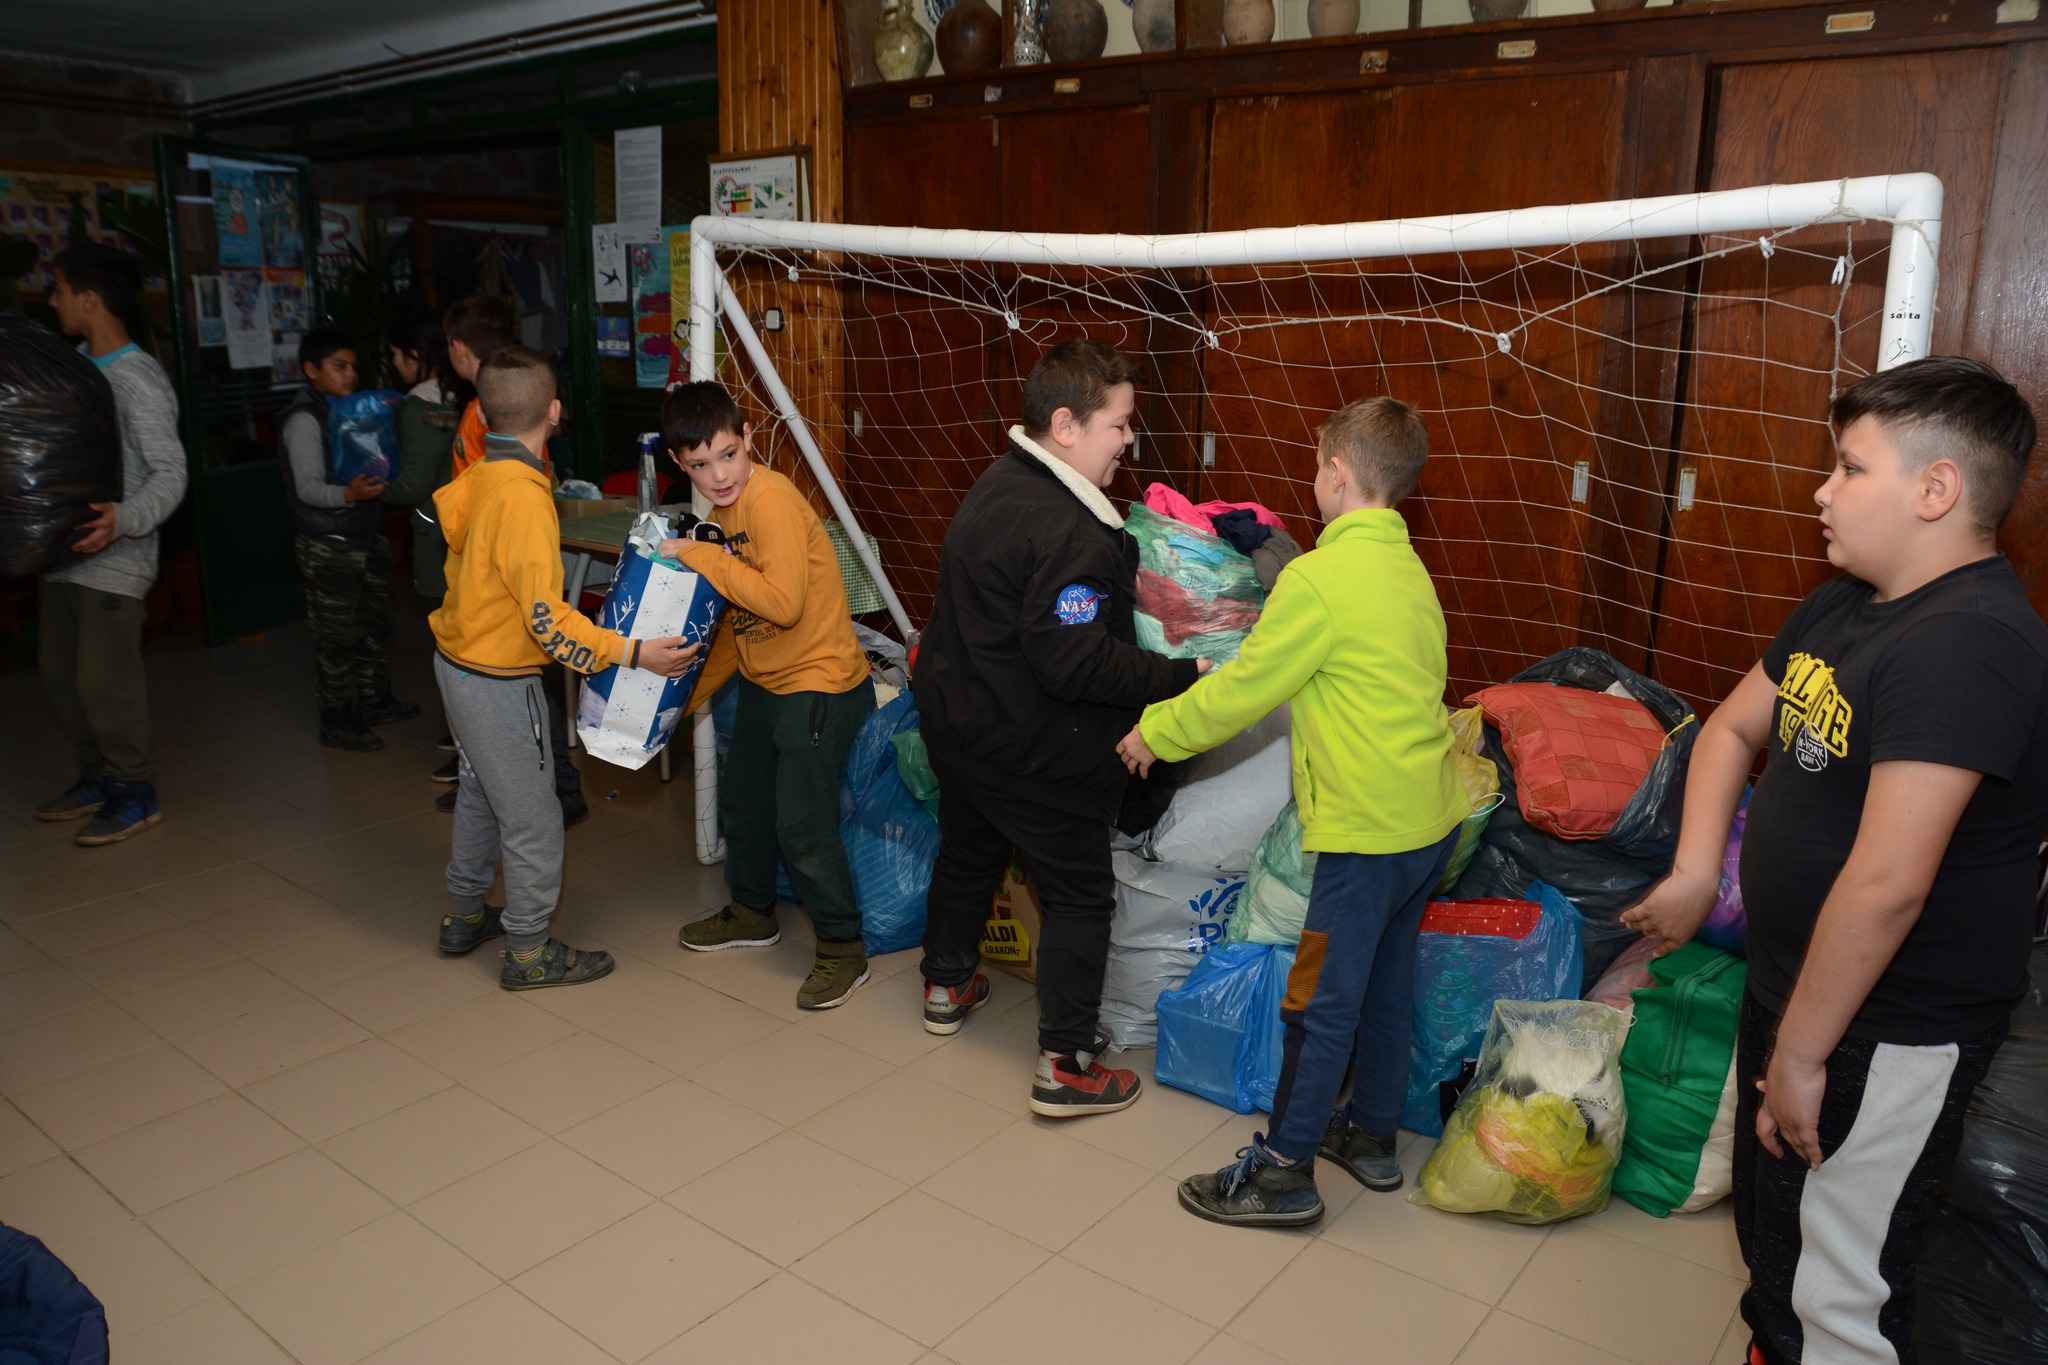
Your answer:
[0,612,1751,1364]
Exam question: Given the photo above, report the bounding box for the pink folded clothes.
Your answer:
[1142,482,1286,532]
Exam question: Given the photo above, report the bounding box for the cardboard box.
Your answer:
[554,495,636,519]
[980,854,1043,983]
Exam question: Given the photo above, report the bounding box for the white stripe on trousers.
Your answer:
[1792,1038,1960,1365]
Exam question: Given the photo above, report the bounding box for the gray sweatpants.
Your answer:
[436,653,563,952]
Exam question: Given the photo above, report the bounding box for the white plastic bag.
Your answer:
[1099,852,1245,1048]
[1144,705,1292,873]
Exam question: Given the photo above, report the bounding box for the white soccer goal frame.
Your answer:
[678,173,1944,864]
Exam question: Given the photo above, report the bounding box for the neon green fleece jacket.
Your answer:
[1138,507,1465,855]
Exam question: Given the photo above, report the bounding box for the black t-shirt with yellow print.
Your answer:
[1745,556,2048,1044]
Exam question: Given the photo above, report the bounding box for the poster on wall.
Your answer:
[317,201,363,285]
[595,315,630,359]
[666,228,693,387]
[709,151,810,223]
[211,163,262,268]
[192,275,226,347]
[627,236,670,390]
[256,171,303,270]
[266,267,308,385]
[614,126,663,242]
[222,267,270,369]
[592,222,626,304]
[0,165,159,292]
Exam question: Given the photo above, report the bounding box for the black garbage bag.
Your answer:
[0,313,122,579]
[1915,946,2048,1365]
[1450,647,1698,987]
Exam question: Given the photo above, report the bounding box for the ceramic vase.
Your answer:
[1043,0,1109,62]
[1307,0,1361,36]
[1467,0,1529,19]
[1013,0,1047,63]
[936,0,1004,73]
[1222,0,1276,45]
[1132,0,1177,51]
[874,0,934,80]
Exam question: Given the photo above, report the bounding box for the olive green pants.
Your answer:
[39,579,153,782]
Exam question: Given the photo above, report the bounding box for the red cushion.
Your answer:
[1420,898,1543,941]
[1470,682,1666,840]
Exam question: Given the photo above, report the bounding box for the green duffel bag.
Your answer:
[1612,939,1746,1217]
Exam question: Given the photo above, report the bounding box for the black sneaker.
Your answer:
[320,708,384,752]
[1178,1133,1325,1228]
[1319,1115,1403,1191]
[436,787,458,814]
[439,903,506,954]
[35,769,106,822]
[436,733,458,754]
[430,756,460,783]
[559,789,589,830]
[500,939,615,990]
[1029,1049,1142,1118]
[360,692,422,725]
[923,974,991,1036]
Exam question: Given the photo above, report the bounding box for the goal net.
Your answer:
[678,176,1942,861]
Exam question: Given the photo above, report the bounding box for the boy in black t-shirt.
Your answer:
[1624,356,2047,1365]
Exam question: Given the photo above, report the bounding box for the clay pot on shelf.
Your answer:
[1307,0,1362,36]
[1468,0,1530,19]
[936,0,1003,73]
[874,0,934,80]
[1222,0,1277,45]
[1043,0,1109,62]
[1132,0,1177,52]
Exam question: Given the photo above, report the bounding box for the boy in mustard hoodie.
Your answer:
[431,347,700,989]
[1118,396,1467,1227]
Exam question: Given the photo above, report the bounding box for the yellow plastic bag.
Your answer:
[1437,704,1502,893]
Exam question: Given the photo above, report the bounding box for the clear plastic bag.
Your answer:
[1412,998,1628,1225]
[1126,502,1266,662]
[326,389,403,483]
[1438,703,1503,894]
[0,312,121,578]
[1226,799,1316,947]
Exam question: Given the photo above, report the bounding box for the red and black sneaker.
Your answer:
[922,973,992,1036]
[1029,1049,1142,1118]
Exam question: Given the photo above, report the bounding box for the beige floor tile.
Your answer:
[1712,1303,1751,1363]
[142,862,298,921]
[0,1099,59,1177]
[1057,1068,1235,1172]
[114,1294,296,1363]
[688,1025,893,1126]
[173,993,369,1088]
[10,896,177,958]
[112,958,309,1038]
[668,1130,907,1266]
[1064,1176,1309,1329]
[72,1092,303,1214]
[515,1203,776,1362]
[794,1190,1048,1347]
[384,990,581,1080]
[1587,1192,1747,1280]
[907,1014,1041,1111]
[229,1211,497,1365]
[63,923,239,994]
[146,1147,393,1287]
[799,971,955,1065]
[588,977,787,1073]
[240,1037,450,1143]
[305,852,454,919]
[920,1116,1153,1252]
[410,1138,651,1278]
[520,948,696,1028]
[944,1254,1213,1365]
[465,1031,676,1134]
[320,1086,547,1205]
[0,998,158,1091]
[1318,1140,1551,1304]
[247,918,414,990]
[644,1271,925,1365]
[359,1285,615,1365]
[1452,1311,1640,1365]
[797,1070,1016,1185]
[0,923,50,976]
[0,1156,131,1250]
[1186,1335,1294,1364]
[0,960,102,1029]
[559,1076,781,1195]
[61,1217,215,1337]
[1499,1224,1746,1365]
[310,950,499,1033]
[1231,1240,1487,1365]
[680,934,821,1023]
[192,885,361,952]
[11,1042,228,1150]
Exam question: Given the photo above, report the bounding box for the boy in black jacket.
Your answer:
[916,340,1207,1117]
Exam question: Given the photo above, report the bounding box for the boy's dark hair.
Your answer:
[661,381,746,453]
[298,327,354,372]
[1317,396,1430,504]
[476,345,557,433]
[52,243,142,327]
[1830,356,2038,536]
[442,294,518,360]
[1022,340,1138,437]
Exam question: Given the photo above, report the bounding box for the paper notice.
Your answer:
[614,127,663,241]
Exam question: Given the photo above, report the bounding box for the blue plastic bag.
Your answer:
[1156,941,1297,1113]
[326,389,402,483]
[1402,881,1585,1137]
[0,1226,108,1365]
[840,693,940,955]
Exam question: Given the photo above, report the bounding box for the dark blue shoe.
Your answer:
[35,769,106,823]
[74,779,161,847]
[1177,1133,1325,1228]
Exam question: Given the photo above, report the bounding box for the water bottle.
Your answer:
[637,432,660,513]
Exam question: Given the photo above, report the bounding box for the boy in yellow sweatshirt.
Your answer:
[431,347,700,989]
[657,382,876,1010]
[1118,397,1467,1227]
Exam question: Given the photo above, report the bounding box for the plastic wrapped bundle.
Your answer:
[1915,947,2048,1365]
[1143,705,1291,873]
[1155,940,1296,1113]
[1126,502,1265,661]
[1100,853,1245,1047]
[327,389,403,483]
[1412,998,1627,1225]
[840,693,941,955]
[576,512,726,768]
[1438,704,1503,894]
[1226,800,1316,947]
[0,312,121,578]
[1696,800,1748,954]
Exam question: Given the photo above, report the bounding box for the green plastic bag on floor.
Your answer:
[1225,800,1316,947]
[1612,940,1746,1217]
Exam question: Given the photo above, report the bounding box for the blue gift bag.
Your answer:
[326,389,402,483]
[574,528,726,769]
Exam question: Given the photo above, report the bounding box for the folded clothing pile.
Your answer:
[1099,853,1246,1048]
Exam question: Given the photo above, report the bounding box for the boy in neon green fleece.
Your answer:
[1117,396,1466,1228]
